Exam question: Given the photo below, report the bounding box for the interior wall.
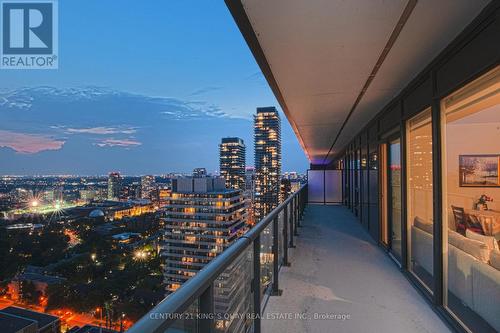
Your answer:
[445,122,500,212]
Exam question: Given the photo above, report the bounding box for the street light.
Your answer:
[120,313,126,332]
[96,307,103,323]
[133,250,148,261]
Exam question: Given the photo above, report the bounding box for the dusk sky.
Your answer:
[0,1,307,175]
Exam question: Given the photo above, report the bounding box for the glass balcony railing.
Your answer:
[127,184,307,333]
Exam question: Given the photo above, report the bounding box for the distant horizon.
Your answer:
[0,169,306,177]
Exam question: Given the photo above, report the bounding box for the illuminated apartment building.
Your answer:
[280,178,292,201]
[107,172,122,200]
[192,167,207,178]
[219,137,246,190]
[161,176,250,332]
[244,166,255,199]
[254,107,281,220]
[140,175,156,200]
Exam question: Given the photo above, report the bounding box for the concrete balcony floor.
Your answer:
[262,205,450,333]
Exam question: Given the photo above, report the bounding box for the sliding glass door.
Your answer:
[406,108,434,292]
[442,66,500,333]
[388,139,402,262]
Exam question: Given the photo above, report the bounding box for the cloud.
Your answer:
[54,126,137,135]
[0,130,65,154]
[95,138,142,148]
[189,86,222,96]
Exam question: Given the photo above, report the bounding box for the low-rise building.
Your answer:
[0,307,60,333]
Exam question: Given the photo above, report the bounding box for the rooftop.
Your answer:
[256,106,279,114]
[112,232,141,241]
[221,137,245,144]
[15,272,66,285]
[69,325,118,333]
[0,312,36,333]
[0,307,59,330]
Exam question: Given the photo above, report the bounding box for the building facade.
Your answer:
[161,177,250,332]
[192,168,207,178]
[280,178,292,201]
[107,172,122,200]
[244,167,255,198]
[254,107,282,221]
[140,175,156,200]
[219,137,246,190]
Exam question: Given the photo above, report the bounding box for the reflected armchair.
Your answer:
[451,205,467,235]
[466,214,485,235]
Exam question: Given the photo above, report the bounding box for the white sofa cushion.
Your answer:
[471,261,500,332]
[414,216,433,234]
[491,250,500,271]
[460,237,492,263]
[448,244,475,308]
[466,229,500,252]
[411,225,433,275]
[449,230,491,263]
[449,230,463,248]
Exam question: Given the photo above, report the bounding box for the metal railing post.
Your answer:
[253,236,261,333]
[283,204,290,266]
[301,185,309,210]
[271,217,282,296]
[199,284,214,333]
[294,196,299,236]
[300,189,307,218]
[297,191,302,227]
[289,202,295,248]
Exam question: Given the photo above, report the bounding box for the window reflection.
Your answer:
[442,66,500,332]
[406,108,434,292]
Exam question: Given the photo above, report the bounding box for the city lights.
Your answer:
[134,250,148,260]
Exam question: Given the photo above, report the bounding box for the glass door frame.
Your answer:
[382,132,404,266]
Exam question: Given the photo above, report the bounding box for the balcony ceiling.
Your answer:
[227,0,491,164]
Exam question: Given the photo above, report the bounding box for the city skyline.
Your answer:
[0,1,307,175]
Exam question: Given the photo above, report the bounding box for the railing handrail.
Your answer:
[127,184,307,333]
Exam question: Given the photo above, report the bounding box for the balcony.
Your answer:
[127,185,450,333]
[262,205,449,333]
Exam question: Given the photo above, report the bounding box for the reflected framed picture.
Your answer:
[459,155,500,187]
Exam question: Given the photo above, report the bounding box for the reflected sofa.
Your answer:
[411,224,500,331]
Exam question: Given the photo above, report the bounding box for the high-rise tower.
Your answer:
[192,168,207,178]
[107,172,122,200]
[161,176,250,332]
[140,175,155,199]
[254,107,281,220]
[219,137,246,190]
